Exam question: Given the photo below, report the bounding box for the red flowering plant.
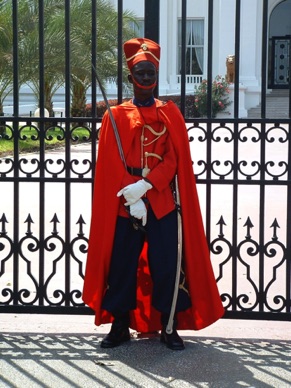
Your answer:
[194,75,231,117]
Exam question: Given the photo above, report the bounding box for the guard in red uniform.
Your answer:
[83,38,224,350]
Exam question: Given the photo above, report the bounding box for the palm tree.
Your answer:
[49,0,135,119]
[18,0,65,116]
[1,0,136,121]
[0,1,14,136]
[0,1,13,117]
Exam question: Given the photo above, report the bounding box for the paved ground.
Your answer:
[0,314,290,388]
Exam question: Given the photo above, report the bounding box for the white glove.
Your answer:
[129,199,147,226]
[117,179,152,206]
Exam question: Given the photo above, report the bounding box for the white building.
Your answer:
[4,0,291,117]
[119,0,291,117]
[123,0,291,116]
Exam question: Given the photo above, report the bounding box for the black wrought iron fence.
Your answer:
[0,0,290,320]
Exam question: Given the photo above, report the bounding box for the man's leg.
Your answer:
[101,216,144,348]
[147,208,191,350]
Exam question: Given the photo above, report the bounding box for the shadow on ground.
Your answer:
[1,332,290,387]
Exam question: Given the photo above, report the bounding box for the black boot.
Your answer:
[101,312,130,348]
[160,313,185,351]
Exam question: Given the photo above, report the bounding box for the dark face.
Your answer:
[128,61,158,100]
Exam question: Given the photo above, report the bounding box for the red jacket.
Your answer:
[82,99,224,332]
[117,99,177,219]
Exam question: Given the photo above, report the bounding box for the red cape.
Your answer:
[83,100,224,332]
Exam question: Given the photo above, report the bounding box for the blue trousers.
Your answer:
[101,207,191,315]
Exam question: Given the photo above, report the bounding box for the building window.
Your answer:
[178,19,204,75]
[129,19,144,37]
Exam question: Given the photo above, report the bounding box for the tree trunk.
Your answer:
[0,101,5,137]
[71,80,87,126]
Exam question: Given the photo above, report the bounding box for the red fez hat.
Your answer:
[124,38,160,70]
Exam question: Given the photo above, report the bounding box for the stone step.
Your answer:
[267,89,289,97]
[247,89,290,118]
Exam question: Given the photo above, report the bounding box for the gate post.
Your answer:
[144,0,160,43]
[144,0,160,97]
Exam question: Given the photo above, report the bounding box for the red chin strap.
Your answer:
[132,77,157,90]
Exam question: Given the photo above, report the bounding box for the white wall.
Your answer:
[213,0,236,78]
[123,0,144,15]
